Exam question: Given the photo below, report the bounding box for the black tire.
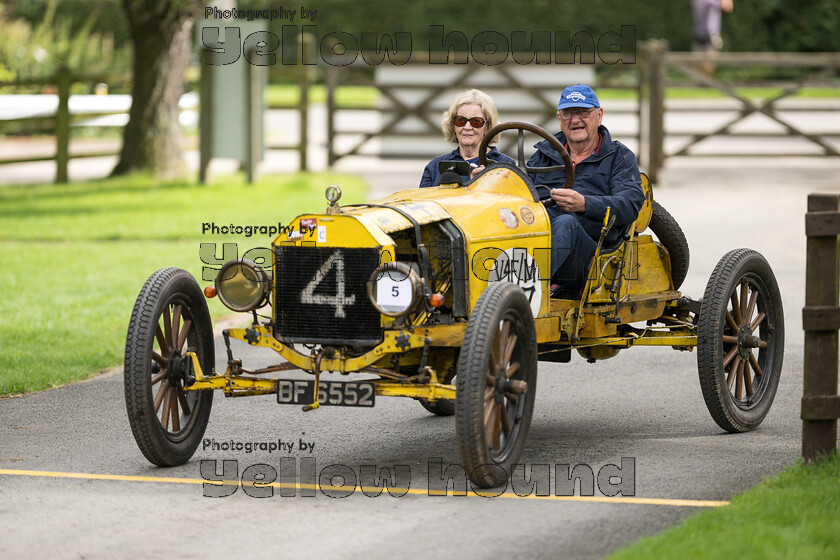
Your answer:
[649,201,690,290]
[419,348,459,416]
[697,249,784,432]
[124,268,214,466]
[456,282,538,488]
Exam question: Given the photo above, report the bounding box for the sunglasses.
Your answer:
[559,107,597,120]
[452,115,486,128]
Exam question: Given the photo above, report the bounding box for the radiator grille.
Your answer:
[274,246,382,345]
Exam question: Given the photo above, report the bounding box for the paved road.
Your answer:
[3,155,839,558]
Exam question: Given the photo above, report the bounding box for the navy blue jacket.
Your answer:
[419,146,515,188]
[527,125,644,246]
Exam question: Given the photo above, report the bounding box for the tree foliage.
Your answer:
[238,0,838,53]
[0,0,126,82]
[7,0,838,58]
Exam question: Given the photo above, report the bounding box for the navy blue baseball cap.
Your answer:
[556,84,600,110]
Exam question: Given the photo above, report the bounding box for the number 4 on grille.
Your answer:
[300,250,356,318]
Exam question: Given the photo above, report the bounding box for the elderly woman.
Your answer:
[419,89,514,188]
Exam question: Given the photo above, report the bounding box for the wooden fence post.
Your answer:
[637,41,650,175]
[802,193,840,461]
[55,66,71,183]
[637,40,666,183]
[647,40,666,184]
[325,65,337,167]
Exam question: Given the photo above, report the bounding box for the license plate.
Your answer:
[276,379,375,407]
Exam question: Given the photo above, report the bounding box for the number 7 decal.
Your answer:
[522,285,535,303]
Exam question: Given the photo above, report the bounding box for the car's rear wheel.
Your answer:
[649,201,690,290]
[124,268,214,466]
[456,282,537,488]
[697,249,784,432]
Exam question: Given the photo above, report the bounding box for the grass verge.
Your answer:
[608,453,840,559]
[265,84,379,108]
[263,84,839,109]
[0,172,368,395]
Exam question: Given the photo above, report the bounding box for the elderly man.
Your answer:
[527,84,645,290]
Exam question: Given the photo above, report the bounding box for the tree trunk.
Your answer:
[112,1,200,177]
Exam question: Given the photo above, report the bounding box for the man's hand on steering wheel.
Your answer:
[476,122,574,207]
[549,187,586,213]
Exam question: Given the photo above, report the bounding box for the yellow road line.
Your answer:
[0,468,729,507]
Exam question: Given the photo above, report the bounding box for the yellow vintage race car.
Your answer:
[124,122,784,488]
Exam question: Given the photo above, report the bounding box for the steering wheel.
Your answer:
[478,122,574,206]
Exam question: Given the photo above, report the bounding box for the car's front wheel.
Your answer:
[124,268,214,466]
[456,282,538,488]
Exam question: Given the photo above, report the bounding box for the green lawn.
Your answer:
[265,84,380,108]
[609,453,840,559]
[263,84,838,109]
[0,172,368,395]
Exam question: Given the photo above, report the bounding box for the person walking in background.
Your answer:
[692,0,734,73]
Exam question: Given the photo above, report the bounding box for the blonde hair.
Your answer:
[441,89,502,144]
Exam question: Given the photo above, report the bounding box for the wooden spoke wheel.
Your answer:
[456,282,538,488]
[125,268,214,466]
[698,249,784,432]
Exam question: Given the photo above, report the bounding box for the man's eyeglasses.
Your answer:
[452,115,486,128]
[559,107,597,120]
